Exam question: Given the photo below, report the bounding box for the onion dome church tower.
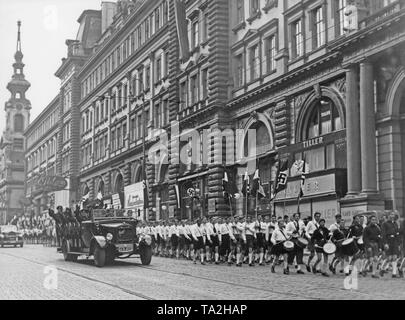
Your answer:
[0,21,31,223]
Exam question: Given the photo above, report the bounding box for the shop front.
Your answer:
[275,130,348,226]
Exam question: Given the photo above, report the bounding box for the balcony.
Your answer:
[359,1,403,29]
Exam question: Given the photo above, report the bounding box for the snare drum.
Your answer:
[283,240,295,252]
[323,242,337,255]
[296,237,309,249]
[341,238,359,256]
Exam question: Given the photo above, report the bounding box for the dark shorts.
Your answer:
[185,235,192,246]
[256,233,265,249]
[386,237,400,256]
[271,242,288,256]
[171,235,178,248]
[220,234,230,255]
[246,235,255,249]
[179,235,186,247]
[366,241,380,258]
[315,243,325,254]
[193,236,204,250]
[307,238,316,252]
[210,234,220,248]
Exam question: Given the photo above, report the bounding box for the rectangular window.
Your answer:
[335,0,347,36]
[326,144,335,169]
[191,20,199,49]
[313,7,325,48]
[155,103,161,128]
[138,69,144,94]
[163,99,169,125]
[180,82,187,110]
[265,35,276,73]
[145,18,150,40]
[163,1,168,24]
[155,8,160,31]
[292,19,303,58]
[156,55,162,82]
[190,75,198,105]
[235,54,244,87]
[117,126,122,149]
[145,66,151,90]
[137,114,142,140]
[131,117,136,141]
[250,0,259,16]
[202,12,209,42]
[111,129,116,151]
[304,147,325,173]
[249,44,260,81]
[164,51,169,77]
[201,69,208,99]
[236,0,245,24]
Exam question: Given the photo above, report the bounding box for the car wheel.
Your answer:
[62,240,77,262]
[20,243,23,248]
[140,246,152,265]
[14,245,17,248]
[94,245,106,268]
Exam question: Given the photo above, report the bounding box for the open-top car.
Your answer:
[0,225,24,248]
[57,209,152,268]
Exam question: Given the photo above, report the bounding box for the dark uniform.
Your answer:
[363,224,382,258]
[382,220,400,256]
[312,226,329,253]
[349,223,364,253]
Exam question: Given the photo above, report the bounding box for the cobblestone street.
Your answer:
[0,245,404,300]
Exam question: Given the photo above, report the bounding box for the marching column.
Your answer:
[359,61,378,194]
[345,65,361,195]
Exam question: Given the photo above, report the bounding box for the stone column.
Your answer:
[360,61,378,194]
[345,65,361,195]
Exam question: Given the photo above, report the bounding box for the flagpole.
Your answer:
[297,194,301,214]
[229,196,233,218]
[255,190,258,220]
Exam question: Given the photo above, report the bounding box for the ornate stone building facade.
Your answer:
[0,22,31,223]
[22,0,405,222]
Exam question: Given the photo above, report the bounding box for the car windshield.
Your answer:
[1,225,18,233]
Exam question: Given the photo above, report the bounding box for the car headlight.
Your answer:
[0,234,4,239]
[144,235,152,246]
[106,233,113,241]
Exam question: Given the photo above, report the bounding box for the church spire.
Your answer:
[16,20,22,53]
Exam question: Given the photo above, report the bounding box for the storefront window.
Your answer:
[304,98,341,140]
[304,147,325,172]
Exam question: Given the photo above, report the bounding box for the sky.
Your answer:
[0,0,103,133]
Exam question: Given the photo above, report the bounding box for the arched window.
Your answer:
[114,173,124,193]
[303,98,342,140]
[244,121,271,157]
[14,114,24,132]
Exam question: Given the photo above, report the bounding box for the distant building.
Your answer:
[0,22,31,224]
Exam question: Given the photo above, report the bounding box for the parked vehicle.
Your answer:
[0,225,24,248]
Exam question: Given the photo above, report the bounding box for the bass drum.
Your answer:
[341,238,359,256]
[283,240,295,252]
[323,242,337,255]
[296,237,308,249]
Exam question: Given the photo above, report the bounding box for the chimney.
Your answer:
[101,2,117,34]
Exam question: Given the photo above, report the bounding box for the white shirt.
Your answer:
[168,225,177,237]
[204,222,215,241]
[245,222,256,237]
[163,225,170,239]
[286,219,305,238]
[271,228,289,245]
[236,222,246,241]
[305,220,320,239]
[184,224,192,235]
[190,224,204,240]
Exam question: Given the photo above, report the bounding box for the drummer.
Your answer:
[305,212,322,273]
[347,215,364,276]
[286,212,306,274]
[270,219,290,275]
[363,216,382,278]
[328,214,343,273]
[311,218,330,277]
[329,218,348,275]
[381,212,401,278]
